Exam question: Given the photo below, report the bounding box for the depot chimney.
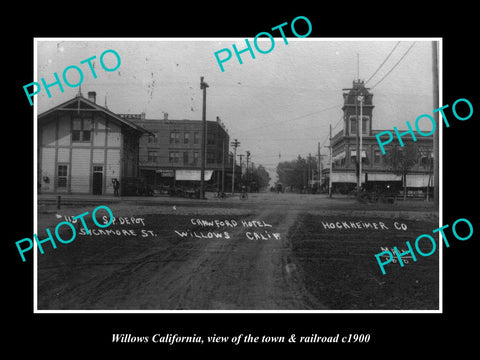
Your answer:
[87,91,96,104]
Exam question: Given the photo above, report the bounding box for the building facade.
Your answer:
[38,92,149,195]
[129,114,235,191]
[328,80,434,196]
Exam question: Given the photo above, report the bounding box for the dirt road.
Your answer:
[37,193,438,310]
[38,196,317,310]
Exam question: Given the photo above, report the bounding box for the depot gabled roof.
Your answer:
[38,94,151,135]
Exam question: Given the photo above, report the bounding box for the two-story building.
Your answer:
[38,92,149,195]
[328,80,434,196]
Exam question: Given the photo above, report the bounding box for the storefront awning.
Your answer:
[175,169,213,181]
[406,173,433,187]
[332,151,346,161]
[368,173,402,181]
[331,171,366,183]
[350,150,367,158]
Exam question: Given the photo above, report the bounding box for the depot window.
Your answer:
[72,118,93,142]
[57,164,68,188]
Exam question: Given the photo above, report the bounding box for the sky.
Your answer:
[36,38,437,181]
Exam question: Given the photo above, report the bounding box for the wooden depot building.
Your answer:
[37,91,150,195]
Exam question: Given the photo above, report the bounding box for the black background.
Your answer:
[6,5,478,356]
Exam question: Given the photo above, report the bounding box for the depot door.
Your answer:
[92,166,103,195]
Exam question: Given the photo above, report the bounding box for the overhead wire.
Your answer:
[365,41,401,85]
[369,42,416,90]
[232,102,342,135]
[235,42,417,171]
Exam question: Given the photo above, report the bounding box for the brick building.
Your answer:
[128,113,236,191]
[327,80,434,196]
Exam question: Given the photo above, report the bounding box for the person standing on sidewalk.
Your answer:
[112,178,120,197]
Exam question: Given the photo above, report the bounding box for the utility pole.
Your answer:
[238,154,244,182]
[231,139,240,194]
[343,82,369,191]
[358,94,364,189]
[432,41,439,207]
[200,76,209,200]
[307,153,313,189]
[357,53,360,81]
[222,139,225,194]
[317,142,321,184]
[329,124,333,198]
[355,92,360,189]
[246,151,250,184]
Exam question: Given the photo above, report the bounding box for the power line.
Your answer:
[233,103,342,135]
[370,42,416,90]
[332,114,343,130]
[365,41,401,84]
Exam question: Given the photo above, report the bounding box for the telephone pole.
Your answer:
[238,154,244,181]
[200,76,209,199]
[222,139,226,194]
[343,81,369,190]
[246,151,251,185]
[317,142,321,184]
[329,124,333,198]
[307,153,313,189]
[432,41,439,206]
[358,94,364,189]
[231,139,240,194]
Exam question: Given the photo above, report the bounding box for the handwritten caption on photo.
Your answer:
[174,218,281,241]
[77,215,157,238]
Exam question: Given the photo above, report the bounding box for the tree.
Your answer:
[276,155,318,191]
[417,146,434,200]
[384,142,418,200]
[250,165,271,191]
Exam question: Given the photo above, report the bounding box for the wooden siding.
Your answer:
[71,148,91,193]
[41,121,56,146]
[57,148,70,163]
[93,117,106,147]
[38,111,132,194]
[40,147,55,193]
[92,149,105,164]
[107,122,121,147]
[57,116,70,146]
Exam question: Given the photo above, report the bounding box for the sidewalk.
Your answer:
[36,192,242,210]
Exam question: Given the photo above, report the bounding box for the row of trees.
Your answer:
[242,164,271,191]
[276,155,319,191]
